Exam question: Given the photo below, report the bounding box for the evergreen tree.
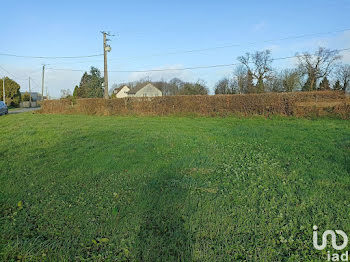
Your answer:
[302,77,316,91]
[333,80,341,90]
[73,85,79,97]
[318,77,330,90]
[245,70,256,93]
[76,67,104,98]
[256,78,264,93]
[178,80,208,95]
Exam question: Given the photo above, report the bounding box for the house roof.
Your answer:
[114,87,123,93]
[20,92,41,96]
[128,83,158,94]
[127,85,144,94]
[114,85,129,94]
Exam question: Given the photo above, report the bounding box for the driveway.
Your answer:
[8,107,41,114]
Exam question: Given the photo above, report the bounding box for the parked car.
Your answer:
[0,101,8,115]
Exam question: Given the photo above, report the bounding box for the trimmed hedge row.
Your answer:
[39,91,350,118]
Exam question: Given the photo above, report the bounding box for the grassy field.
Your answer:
[0,113,349,261]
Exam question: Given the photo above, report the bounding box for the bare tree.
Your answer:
[265,74,283,92]
[178,79,208,95]
[233,65,248,94]
[214,77,235,94]
[168,78,184,95]
[60,89,71,98]
[335,64,350,91]
[296,47,341,91]
[238,50,272,93]
[280,69,301,92]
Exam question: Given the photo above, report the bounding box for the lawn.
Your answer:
[0,113,349,261]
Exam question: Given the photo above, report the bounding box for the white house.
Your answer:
[127,83,162,97]
[113,85,130,98]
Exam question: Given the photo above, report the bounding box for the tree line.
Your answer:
[65,68,209,99]
[62,46,349,99]
[214,47,350,94]
[111,78,209,97]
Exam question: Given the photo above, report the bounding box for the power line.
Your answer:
[45,59,103,66]
[30,77,41,90]
[29,68,45,74]
[0,53,103,59]
[1,27,349,64]
[0,65,43,92]
[0,65,41,98]
[46,47,350,73]
[0,65,28,80]
[45,27,350,67]
[108,27,350,61]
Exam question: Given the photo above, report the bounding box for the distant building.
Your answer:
[113,85,130,98]
[127,83,162,97]
[19,92,44,108]
[20,92,43,101]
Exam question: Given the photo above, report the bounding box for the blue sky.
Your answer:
[1,0,350,97]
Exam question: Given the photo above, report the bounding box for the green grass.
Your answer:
[0,113,349,261]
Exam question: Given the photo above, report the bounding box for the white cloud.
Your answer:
[272,30,350,68]
[127,64,194,82]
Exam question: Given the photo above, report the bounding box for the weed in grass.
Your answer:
[0,114,349,261]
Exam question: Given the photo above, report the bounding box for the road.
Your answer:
[8,107,41,114]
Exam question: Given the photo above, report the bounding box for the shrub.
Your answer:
[39,91,350,119]
[22,92,31,102]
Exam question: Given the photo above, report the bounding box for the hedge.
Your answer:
[39,91,350,119]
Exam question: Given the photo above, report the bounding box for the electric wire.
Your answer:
[46,47,350,73]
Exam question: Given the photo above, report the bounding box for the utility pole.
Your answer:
[101,31,112,99]
[29,77,32,106]
[2,76,5,104]
[41,65,45,101]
